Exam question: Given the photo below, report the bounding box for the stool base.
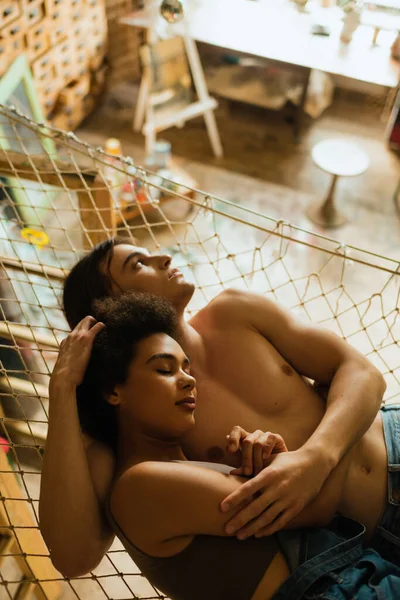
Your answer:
[307,173,347,228]
[307,202,347,228]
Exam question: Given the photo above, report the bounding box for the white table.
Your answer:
[122,0,399,86]
[121,0,399,137]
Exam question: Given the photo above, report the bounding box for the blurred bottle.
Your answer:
[105,137,122,157]
[145,140,195,221]
[103,138,125,203]
[154,139,172,169]
[340,0,362,43]
[148,140,180,194]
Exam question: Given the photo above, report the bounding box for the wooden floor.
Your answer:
[81,83,399,216]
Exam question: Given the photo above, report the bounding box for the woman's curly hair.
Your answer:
[76,292,179,453]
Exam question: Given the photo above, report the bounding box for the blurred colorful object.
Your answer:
[21,227,50,249]
[0,436,10,454]
[387,87,400,151]
[160,0,185,23]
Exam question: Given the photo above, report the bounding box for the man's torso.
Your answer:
[183,295,388,537]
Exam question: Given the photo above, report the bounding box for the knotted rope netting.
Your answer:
[0,103,399,599]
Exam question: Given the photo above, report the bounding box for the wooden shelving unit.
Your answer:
[0,0,108,130]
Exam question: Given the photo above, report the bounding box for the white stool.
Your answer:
[307,139,370,228]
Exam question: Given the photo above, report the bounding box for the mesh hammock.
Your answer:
[0,104,399,599]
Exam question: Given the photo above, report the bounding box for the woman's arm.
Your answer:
[110,455,350,556]
[40,381,115,577]
[109,428,307,552]
[39,316,115,578]
[110,461,249,552]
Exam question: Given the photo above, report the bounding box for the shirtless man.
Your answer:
[39,238,387,578]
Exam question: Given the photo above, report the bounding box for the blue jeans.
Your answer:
[274,515,400,599]
[370,403,400,566]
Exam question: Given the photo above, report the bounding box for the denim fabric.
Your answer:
[274,516,400,600]
[300,550,400,600]
[274,516,364,600]
[370,404,400,566]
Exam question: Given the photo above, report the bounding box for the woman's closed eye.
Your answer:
[157,369,172,375]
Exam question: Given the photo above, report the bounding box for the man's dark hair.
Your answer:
[63,237,128,330]
[76,292,179,453]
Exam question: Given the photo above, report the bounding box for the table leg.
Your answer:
[394,178,400,215]
[294,67,311,142]
[307,174,348,228]
[133,73,150,132]
[203,109,223,158]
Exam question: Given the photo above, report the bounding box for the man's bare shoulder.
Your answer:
[190,290,285,337]
[205,289,276,322]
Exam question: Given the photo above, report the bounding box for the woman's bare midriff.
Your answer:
[338,412,388,539]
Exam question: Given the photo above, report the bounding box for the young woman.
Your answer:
[53,292,400,600]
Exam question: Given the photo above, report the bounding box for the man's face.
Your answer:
[105,244,195,307]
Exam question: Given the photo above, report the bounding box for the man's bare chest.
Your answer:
[182,328,324,462]
[198,328,302,405]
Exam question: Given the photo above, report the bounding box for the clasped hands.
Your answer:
[221,426,329,540]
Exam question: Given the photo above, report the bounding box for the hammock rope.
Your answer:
[0,103,398,599]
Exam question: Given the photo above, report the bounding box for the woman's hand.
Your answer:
[226,426,288,477]
[50,316,105,394]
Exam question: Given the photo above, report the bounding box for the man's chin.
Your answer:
[171,280,195,307]
[176,278,195,295]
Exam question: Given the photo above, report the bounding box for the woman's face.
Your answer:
[115,333,196,439]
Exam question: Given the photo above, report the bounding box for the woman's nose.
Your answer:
[180,373,196,391]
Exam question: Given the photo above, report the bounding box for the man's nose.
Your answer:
[156,254,171,269]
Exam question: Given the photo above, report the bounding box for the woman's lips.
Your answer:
[176,398,196,410]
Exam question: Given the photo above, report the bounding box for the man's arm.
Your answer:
[39,316,115,577]
[216,290,385,536]
[245,290,385,464]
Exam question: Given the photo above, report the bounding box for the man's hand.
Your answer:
[221,449,330,539]
[50,316,105,394]
[226,426,288,477]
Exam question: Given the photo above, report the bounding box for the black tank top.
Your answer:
[106,460,280,600]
